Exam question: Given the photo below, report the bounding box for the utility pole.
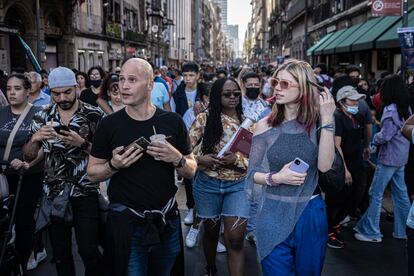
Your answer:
[36,0,41,64]
[401,0,408,82]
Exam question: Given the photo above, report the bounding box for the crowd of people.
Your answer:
[0,57,413,276]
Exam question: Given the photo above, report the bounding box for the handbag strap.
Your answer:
[3,104,33,164]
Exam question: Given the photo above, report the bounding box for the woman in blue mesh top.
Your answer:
[246,60,336,275]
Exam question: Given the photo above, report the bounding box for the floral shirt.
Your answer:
[28,101,104,198]
[189,112,248,181]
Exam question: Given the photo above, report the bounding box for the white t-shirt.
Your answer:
[170,89,197,113]
[183,107,196,130]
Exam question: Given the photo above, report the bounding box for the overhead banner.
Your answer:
[398,27,414,70]
[371,0,402,16]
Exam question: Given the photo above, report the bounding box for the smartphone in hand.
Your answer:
[53,125,71,136]
[290,158,309,173]
[118,139,144,155]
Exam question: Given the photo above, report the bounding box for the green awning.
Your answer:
[322,23,364,55]
[306,33,334,56]
[376,7,414,48]
[336,17,383,53]
[352,16,401,51]
[314,29,347,55]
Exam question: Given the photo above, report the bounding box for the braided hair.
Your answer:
[201,77,243,154]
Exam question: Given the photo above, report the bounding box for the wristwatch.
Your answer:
[80,139,90,151]
[174,156,186,168]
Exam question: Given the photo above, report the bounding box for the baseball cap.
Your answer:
[336,85,366,102]
[48,67,77,89]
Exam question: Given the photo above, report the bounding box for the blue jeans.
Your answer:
[193,171,250,219]
[354,164,411,239]
[127,217,181,276]
[261,196,328,276]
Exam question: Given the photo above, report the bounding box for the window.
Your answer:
[87,0,92,16]
[115,3,121,22]
[78,53,85,72]
[89,53,95,67]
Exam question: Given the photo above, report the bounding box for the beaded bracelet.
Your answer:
[265,172,279,186]
[317,123,335,132]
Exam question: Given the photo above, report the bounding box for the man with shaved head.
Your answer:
[88,58,196,275]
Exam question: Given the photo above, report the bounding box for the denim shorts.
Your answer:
[193,171,250,220]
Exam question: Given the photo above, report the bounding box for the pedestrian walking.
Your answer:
[354,74,412,243]
[246,60,336,275]
[87,58,196,276]
[189,77,250,276]
[23,67,105,276]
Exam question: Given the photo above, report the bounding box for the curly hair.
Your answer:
[201,77,243,154]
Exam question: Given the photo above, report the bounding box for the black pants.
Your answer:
[325,163,363,231]
[408,227,414,276]
[48,194,103,276]
[183,178,195,209]
[6,172,44,268]
[359,165,375,214]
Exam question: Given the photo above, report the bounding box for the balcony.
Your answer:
[106,22,122,39]
[286,0,306,23]
[125,30,146,43]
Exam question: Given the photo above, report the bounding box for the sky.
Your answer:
[227,0,252,53]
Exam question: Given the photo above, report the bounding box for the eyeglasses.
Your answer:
[270,77,299,90]
[222,90,241,98]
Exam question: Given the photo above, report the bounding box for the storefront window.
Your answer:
[89,53,94,68]
[78,53,85,72]
[378,50,389,70]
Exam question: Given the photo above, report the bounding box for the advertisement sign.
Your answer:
[398,27,414,70]
[371,0,402,17]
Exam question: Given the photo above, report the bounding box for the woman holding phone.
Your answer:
[189,77,249,276]
[245,60,336,275]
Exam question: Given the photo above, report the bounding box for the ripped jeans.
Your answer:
[193,171,250,223]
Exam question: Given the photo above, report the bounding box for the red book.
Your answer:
[228,128,253,157]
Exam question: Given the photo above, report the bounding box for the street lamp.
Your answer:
[178,37,185,66]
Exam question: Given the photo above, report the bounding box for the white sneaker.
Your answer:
[26,248,47,271]
[184,209,194,225]
[185,226,200,248]
[36,248,47,263]
[354,233,382,243]
[340,215,351,227]
[216,241,227,253]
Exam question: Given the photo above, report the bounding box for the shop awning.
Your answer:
[322,23,364,55]
[335,17,383,53]
[352,16,401,51]
[313,29,347,56]
[376,7,414,49]
[306,32,334,56]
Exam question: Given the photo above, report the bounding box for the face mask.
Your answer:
[346,105,359,115]
[245,88,260,100]
[90,79,101,88]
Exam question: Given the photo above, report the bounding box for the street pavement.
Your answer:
[28,181,408,276]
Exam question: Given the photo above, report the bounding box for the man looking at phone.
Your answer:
[87,58,197,275]
[23,67,105,275]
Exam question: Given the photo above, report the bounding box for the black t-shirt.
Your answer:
[79,88,99,107]
[334,109,365,165]
[91,108,192,211]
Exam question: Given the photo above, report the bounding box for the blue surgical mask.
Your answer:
[346,105,359,115]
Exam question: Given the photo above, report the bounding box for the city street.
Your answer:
[28,182,408,276]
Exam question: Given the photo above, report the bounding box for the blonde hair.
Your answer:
[267,59,320,130]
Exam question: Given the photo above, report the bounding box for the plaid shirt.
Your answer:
[29,101,104,198]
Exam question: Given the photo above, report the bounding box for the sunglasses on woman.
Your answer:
[270,77,325,92]
[222,90,241,98]
[269,78,299,90]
